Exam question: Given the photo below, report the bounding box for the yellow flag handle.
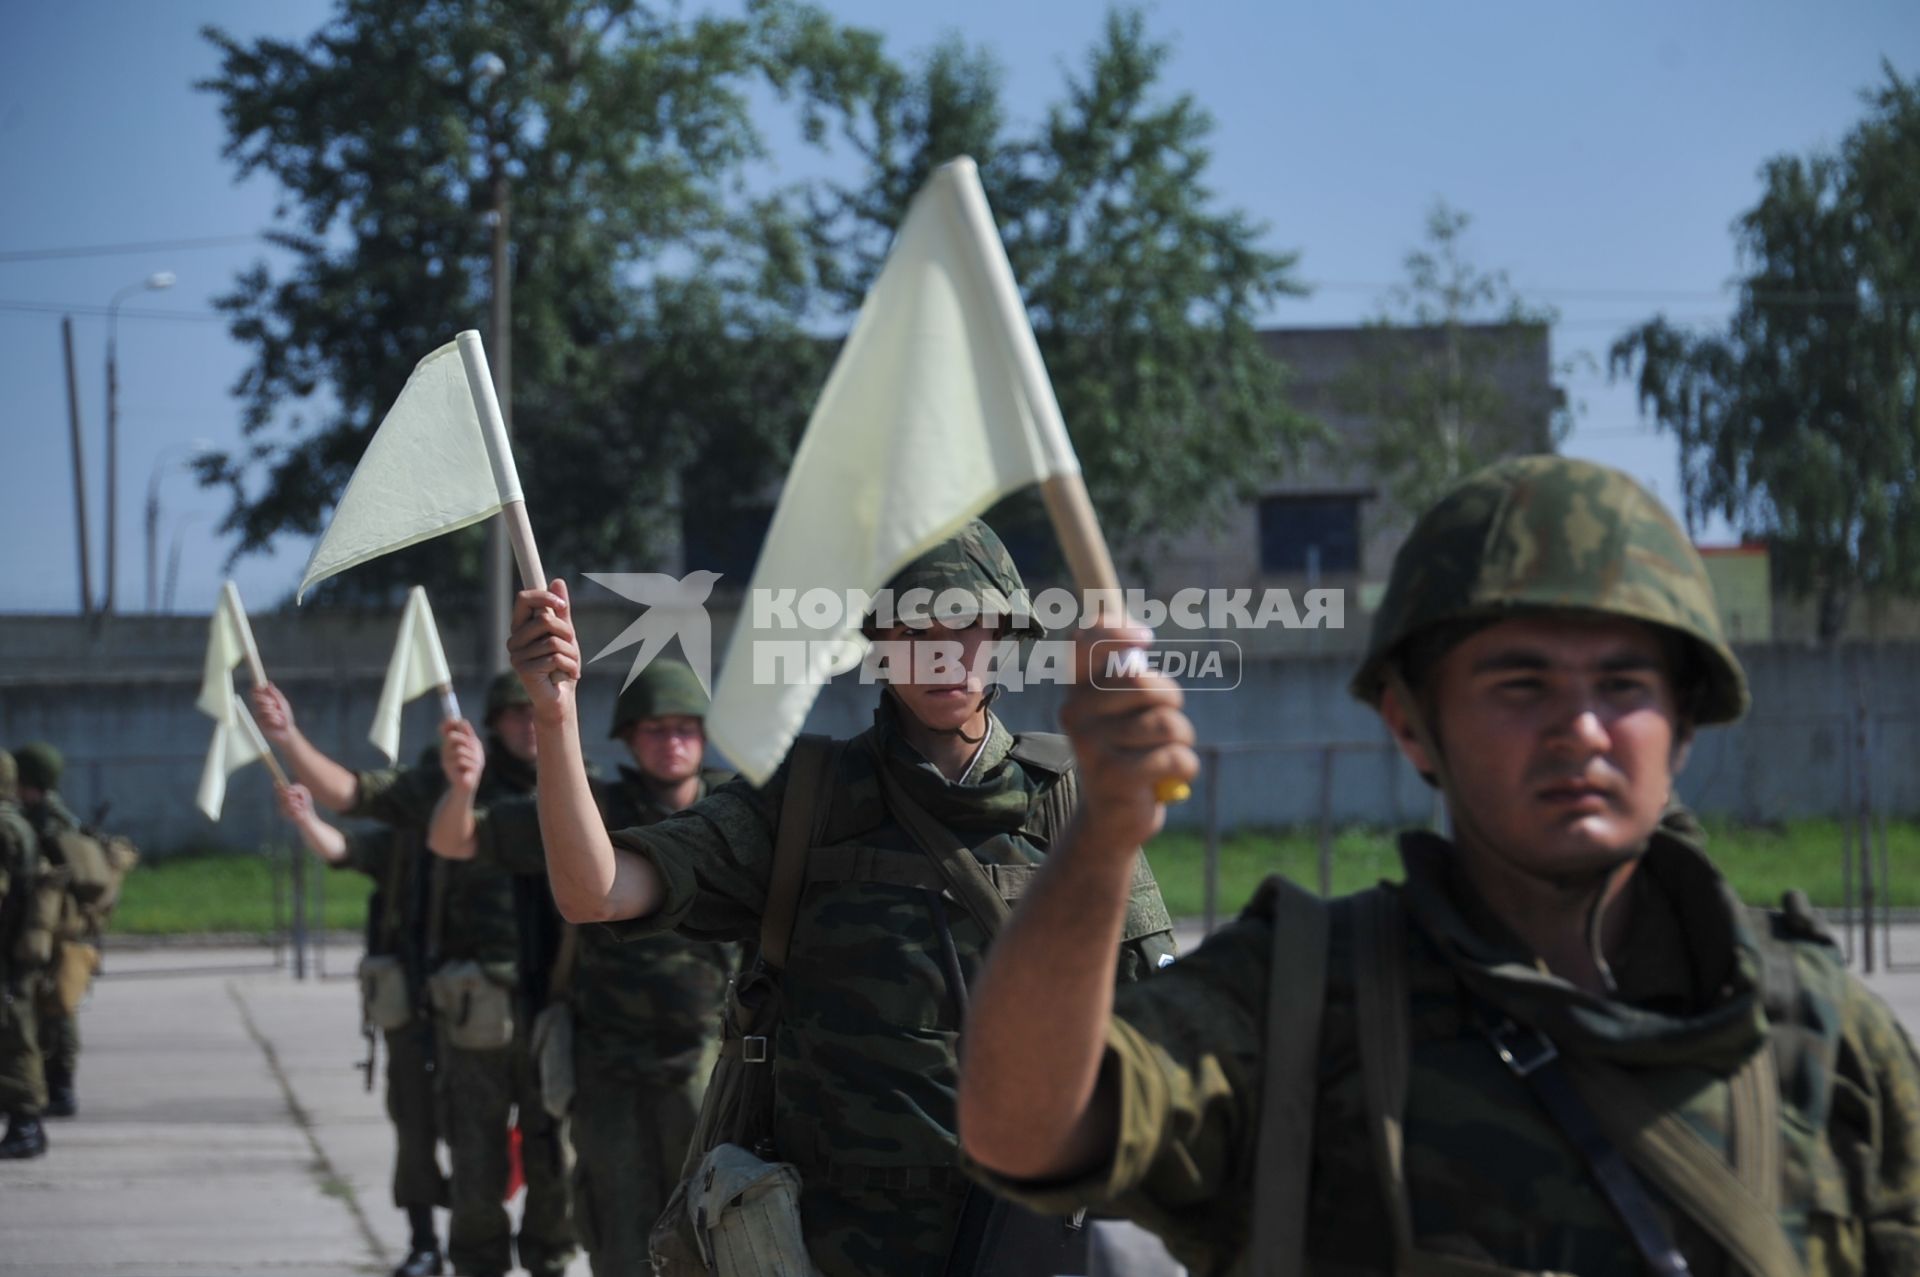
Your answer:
[1155,780,1192,804]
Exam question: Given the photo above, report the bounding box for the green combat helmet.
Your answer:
[1350,455,1748,725]
[609,661,710,739]
[483,671,533,725]
[14,743,64,792]
[872,518,1046,644]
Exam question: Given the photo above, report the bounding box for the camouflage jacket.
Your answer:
[0,799,40,985]
[474,766,736,1079]
[978,830,1920,1276]
[351,742,542,973]
[605,698,1177,1277]
[23,791,82,848]
[339,825,435,988]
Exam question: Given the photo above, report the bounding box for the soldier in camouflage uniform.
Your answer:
[428,661,737,1277]
[253,675,575,1277]
[0,751,50,1159]
[275,774,449,1277]
[16,742,87,1119]
[958,456,1920,1275]
[500,520,1177,1276]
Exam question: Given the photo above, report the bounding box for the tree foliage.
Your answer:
[1334,201,1566,519]
[1613,64,1920,639]
[200,3,1311,594]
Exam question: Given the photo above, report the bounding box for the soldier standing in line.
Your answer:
[958,456,1920,1275]
[0,751,51,1159]
[427,662,737,1277]
[16,743,92,1120]
[275,770,449,1277]
[498,521,1179,1276]
[252,675,576,1277]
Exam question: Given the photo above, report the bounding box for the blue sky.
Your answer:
[2,1,1914,614]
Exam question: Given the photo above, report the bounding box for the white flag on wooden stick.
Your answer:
[369,586,458,763]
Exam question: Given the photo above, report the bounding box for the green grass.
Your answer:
[1142,818,1920,921]
[110,850,374,936]
[102,821,1920,935]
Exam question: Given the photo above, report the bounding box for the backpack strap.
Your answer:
[1010,731,1079,849]
[1250,877,1331,1277]
[1350,886,1417,1258]
[760,735,842,971]
[873,759,1012,940]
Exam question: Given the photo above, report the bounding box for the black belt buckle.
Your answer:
[1486,1017,1558,1078]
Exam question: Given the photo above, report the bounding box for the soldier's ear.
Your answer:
[1669,721,1694,777]
[1378,683,1436,779]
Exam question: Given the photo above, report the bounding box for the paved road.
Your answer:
[7,926,1920,1275]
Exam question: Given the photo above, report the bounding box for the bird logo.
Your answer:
[583,571,723,695]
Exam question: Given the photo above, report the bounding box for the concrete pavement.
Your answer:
[8,928,1920,1275]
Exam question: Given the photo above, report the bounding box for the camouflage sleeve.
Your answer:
[1116,851,1179,983]
[1838,973,1920,1270]
[472,795,548,877]
[601,770,787,946]
[346,765,437,829]
[338,829,391,881]
[966,909,1270,1275]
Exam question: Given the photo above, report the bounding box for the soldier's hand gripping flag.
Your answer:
[369,585,461,764]
[196,691,284,821]
[706,157,1187,802]
[297,331,545,600]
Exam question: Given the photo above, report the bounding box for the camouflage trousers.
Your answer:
[383,1019,446,1212]
[0,985,45,1118]
[568,1049,704,1277]
[439,1027,575,1277]
[35,997,76,1088]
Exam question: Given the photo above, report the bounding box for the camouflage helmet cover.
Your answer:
[609,661,710,739]
[1351,455,1748,725]
[873,518,1044,640]
[14,742,64,791]
[483,671,532,725]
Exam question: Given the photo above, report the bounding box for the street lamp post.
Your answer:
[105,270,175,615]
[146,439,212,612]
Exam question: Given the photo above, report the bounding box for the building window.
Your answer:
[682,504,774,587]
[1258,495,1360,575]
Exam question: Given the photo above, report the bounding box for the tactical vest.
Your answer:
[770,729,1172,1181]
[1252,879,1851,1277]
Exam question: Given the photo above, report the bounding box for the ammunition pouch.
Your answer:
[530,1000,575,1119]
[50,940,100,1015]
[426,960,515,1051]
[652,1142,816,1277]
[357,954,414,1031]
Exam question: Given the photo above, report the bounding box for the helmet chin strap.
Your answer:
[886,683,997,745]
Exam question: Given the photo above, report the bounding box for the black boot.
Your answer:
[0,1113,47,1159]
[392,1206,443,1277]
[43,1082,76,1119]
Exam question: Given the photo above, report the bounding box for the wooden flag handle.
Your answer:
[1040,472,1191,806]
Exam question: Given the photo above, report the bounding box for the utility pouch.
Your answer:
[427,959,514,1051]
[530,1000,575,1119]
[661,1142,817,1277]
[52,940,100,1014]
[53,830,113,905]
[357,954,413,1031]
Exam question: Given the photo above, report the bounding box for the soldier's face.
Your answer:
[624,715,704,784]
[491,703,539,765]
[1393,615,1684,883]
[874,621,1002,734]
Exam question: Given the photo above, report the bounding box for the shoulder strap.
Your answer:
[1350,886,1417,1257]
[1007,731,1075,774]
[760,736,842,970]
[1250,877,1331,1277]
[426,855,449,966]
[872,757,1012,940]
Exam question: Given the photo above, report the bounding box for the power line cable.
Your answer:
[0,234,265,264]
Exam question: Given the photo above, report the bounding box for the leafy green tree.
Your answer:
[197,0,888,601]
[818,10,1317,572]
[1613,65,1920,640]
[1333,201,1566,519]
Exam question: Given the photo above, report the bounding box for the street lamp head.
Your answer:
[146,272,176,291]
